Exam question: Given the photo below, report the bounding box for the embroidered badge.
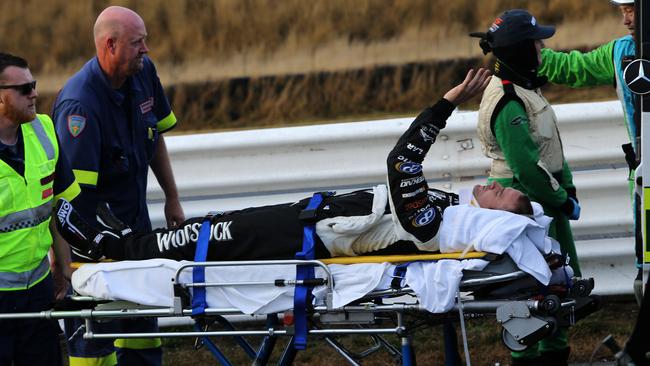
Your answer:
[67,115,86,137]
[140,97,154,114]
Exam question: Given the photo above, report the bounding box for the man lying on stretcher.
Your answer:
[55,68,539,263]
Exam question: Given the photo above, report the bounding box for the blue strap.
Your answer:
[293,192,330,350]
[391,262,411,289]
[192,214,214,316]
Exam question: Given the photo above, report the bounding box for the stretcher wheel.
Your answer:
[540,295,561,314]
[501,329,528,352]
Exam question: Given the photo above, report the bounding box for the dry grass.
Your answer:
[36,53,618,133]
[2,0,624,130]
[2,0,624,87]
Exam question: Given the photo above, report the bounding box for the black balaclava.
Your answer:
[492,39,547,89]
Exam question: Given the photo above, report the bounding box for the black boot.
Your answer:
[55,199,111,261]
[540,347,570,366]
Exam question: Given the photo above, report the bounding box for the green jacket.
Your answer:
[539,41,615,87]
[490,101,574,211]
[539,36,637,149]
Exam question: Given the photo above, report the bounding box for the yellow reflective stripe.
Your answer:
[641,189,650,264]
[114,337,162,350]
[73,169,98,186]
[69,352,117,366]
[0,258,50,291]
[54,178,81,203]
[320,251,489,265]
[156,111,177,133]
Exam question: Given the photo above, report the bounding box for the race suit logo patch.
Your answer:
[157,221,233,252]
[402,186,426,198]
[56,199,72,224]
[404,196,428,210]
[428,190,447,200]
[412,207,436,227]
[395,162,422,175]
[419,129,435,143]
[407,143,424,155]
[67,115,86,137]
[400,176,425,188]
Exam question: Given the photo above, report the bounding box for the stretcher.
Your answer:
[0,251,600,366]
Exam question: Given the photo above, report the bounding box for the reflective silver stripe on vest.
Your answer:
[30,117,55,160]
[0,200,53,233]
[0,256,50,289]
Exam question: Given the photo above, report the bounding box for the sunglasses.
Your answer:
[0,80,37,95]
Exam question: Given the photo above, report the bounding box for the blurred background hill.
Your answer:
[1,0,627,131]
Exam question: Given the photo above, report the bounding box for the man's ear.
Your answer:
[106,38,116,53]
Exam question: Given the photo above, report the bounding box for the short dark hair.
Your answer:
[0,53,28,75]
[511,195,534,216]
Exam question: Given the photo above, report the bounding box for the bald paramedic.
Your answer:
[52,6,184,366]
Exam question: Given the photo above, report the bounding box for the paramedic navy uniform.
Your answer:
[53,56,177,233]
[53,56,175,366]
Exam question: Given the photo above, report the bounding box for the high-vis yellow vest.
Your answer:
[0,114,61,290]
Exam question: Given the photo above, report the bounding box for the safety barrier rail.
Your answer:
[147,100,636,296]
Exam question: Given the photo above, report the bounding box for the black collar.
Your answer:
[494,59,547,90]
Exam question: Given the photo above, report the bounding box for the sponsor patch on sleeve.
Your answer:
[411,207,436,227]
[395,162,423,175]
[67,115,86,137]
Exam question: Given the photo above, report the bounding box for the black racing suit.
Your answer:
[102,99,459,261]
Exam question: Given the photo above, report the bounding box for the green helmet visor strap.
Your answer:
[0,256,49,290]
[0,201,53,233]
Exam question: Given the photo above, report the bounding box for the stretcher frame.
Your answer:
[0,253,600,365]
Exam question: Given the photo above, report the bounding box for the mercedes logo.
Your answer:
[624,59,650,95]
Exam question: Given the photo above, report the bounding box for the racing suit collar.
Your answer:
[494,58,547,90]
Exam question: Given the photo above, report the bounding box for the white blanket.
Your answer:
[72,255,551,314]
[72,201,559,314]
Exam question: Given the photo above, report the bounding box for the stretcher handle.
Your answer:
[174,259,335,296]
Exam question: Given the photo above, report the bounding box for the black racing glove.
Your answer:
[55,199,107,261]
[565,186,578,203]
[560,196,580,220]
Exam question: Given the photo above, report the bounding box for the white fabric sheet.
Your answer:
[72,201,558,314]
[72,259,392,314]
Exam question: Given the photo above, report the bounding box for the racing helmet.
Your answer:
[610,0,634,4]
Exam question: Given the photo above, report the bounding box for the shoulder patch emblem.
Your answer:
[67,115,86,137]
[510,116,528,126]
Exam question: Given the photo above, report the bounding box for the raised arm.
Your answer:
[386,69,490,246]
[538,42,616,88]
